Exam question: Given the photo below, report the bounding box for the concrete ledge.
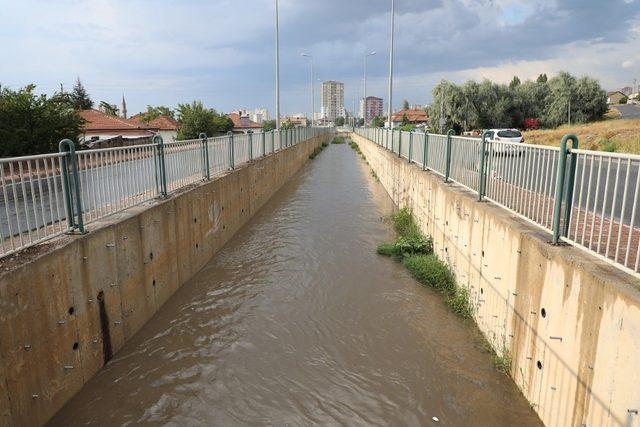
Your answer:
[351,132,640,427]
[0,134,332,427]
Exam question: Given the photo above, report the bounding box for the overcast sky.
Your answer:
[1,0,639,117]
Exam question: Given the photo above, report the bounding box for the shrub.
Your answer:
[600,139,618,152]
[445,286,473,318]
[402,254,455,294]
[332,136,346,144]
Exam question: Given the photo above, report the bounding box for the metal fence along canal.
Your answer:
[356,127,640,276]
[0,127,332,258]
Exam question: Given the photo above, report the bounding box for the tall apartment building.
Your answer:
[359,96,384,123]
[321,81,345,123]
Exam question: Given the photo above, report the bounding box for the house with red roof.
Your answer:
[128,114,181,142]
[391,107,429,127]
[228,112,263,134]
[79,109,156,144]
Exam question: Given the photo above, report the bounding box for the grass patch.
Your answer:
[377,208,473,320]
[309,142,328,159]
[523,117,640,154]
[332,136,346,144]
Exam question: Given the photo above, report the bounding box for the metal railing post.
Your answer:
[423,132,429,171]
[397,130,402,158]
[227,131,235,170]
[262,130,266,157]
[445,129,454,183]
[153,135,168,198]
[552,134,579,244]
[248,130,253,161]
[478,131,490,201]
[59,139,86,234]
[408,130,414,163]
[199,133,210,180]
[562,135,579,239]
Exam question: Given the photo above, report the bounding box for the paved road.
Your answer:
[611,104,640,119]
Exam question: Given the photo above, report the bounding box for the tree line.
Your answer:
[428,71,608,133]
[0,79,236,157]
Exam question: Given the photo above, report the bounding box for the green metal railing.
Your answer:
[0,127,333,258]
[354,127,640,276]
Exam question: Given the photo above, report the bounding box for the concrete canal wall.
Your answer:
[351,132,640,427]
[0,134,332,426]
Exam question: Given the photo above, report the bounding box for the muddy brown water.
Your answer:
[49,143,541,426]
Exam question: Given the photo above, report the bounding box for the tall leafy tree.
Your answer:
[99,101,119,116]
[176,101,233,139]
[509,76,521,89]
[536,73,548,84]
[139,105,175,122]
[0,85,84,156]
[71,77,93,110]
[403,99,410,110]
[371,116,385,128]
[262,120,276,131]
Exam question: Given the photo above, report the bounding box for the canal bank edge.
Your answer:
[0,133,333,427]
[350,132,640,427]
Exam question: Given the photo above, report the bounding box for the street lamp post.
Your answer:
[363,51,376,125]
[275,0,281,130]
[301,53,315,126]
[387,0,395,129]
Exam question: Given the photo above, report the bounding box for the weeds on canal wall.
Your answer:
[377,208,473,319]
[332,136,346,144]
[309,142,329,159]
[481,340,513,375]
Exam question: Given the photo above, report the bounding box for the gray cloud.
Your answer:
[1,0,638,115]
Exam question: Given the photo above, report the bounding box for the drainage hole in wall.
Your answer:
[73,342,79,351]
[194,218,197,223]
[482,250,485,257]
[537,361,543,370]
[68,306,75,316]
[195,243,199,249]
[480,288,484,295]
[150,252,154,260]
[152,280,156,287]
[541,308,547,318]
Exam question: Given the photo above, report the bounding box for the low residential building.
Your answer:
[607,91,627,105]
[284,114,309,127]
[79,109,155,144]
[228,112,263,134]
[391,107,429,127]
[128,114,181,142]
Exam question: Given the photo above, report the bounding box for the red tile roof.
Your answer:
[228,113,262,130]
[128,114,180,131]
[391,108,429,123]
[79,109,155,136]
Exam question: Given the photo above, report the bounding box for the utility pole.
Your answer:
[568,98,571,127]
[363,51,376,125]
[301,54,314,126]
[275,0,281,130]
[387,0,395,129]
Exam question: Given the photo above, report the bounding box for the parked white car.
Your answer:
[484,129,525,155]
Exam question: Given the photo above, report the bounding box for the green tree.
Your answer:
[0,85,84,156]
[335,116,345,126]
[281,119,295,130]
[371,116,385,127]
[99,101,119,116]
[176,101,233,140]
[509,76,521,89]
[139,105,175,122]
[71,78,93,110]
[262,119,277,131]
[403,99,410,110]
[536,73,548,84]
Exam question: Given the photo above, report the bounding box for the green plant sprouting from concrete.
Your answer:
[309,142,329,159]
[377,208,473,319]
[332,136,346,144]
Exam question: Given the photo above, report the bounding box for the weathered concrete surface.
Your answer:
[0,134,331,427]
[351,132,640,427]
